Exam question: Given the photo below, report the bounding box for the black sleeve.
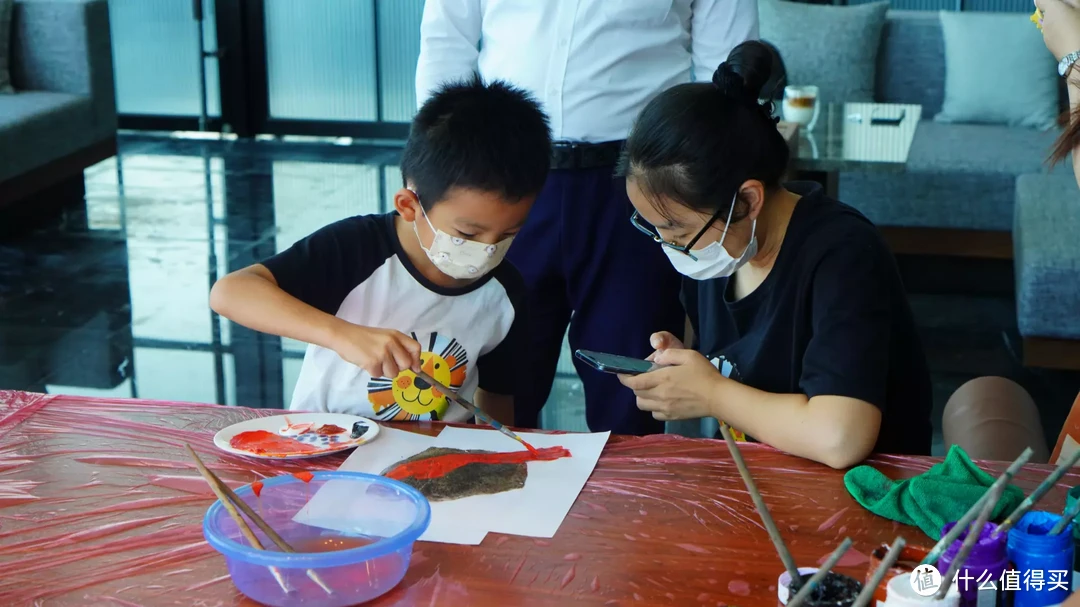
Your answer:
[799,233,893,410]
[681,280,700,350]
[476,264,529,398]
[260,215,393,316]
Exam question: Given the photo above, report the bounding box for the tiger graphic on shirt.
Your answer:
[367,332,468,421]
[710,354,747,441]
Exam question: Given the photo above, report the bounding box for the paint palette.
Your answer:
[213,413,380,460]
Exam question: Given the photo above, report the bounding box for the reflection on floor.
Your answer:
[2,134,1078,456]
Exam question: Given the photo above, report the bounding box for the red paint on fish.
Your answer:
[384,446,570,481]
[229,430,319,456]
[523,441,539,456]
[250,480,263,498]
[292,471,314,483]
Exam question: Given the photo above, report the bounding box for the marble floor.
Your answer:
[2,134,1078,456]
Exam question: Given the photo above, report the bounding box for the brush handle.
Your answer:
[415,370,532,447]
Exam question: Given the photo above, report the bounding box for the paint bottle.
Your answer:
[883,572,961,607]
[1066,486,1080,573]
[1006,511,1073,607]
[866,542,932,604]
[936,521,1009,607]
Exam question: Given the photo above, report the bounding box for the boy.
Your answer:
[210,75,551,424]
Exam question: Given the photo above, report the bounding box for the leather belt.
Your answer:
[550,140,626,170]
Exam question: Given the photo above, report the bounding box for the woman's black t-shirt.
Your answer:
[683,182,932,456]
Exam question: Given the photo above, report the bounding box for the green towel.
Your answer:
[844,445,1025,540]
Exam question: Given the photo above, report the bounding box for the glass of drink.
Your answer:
[782,85,820,130]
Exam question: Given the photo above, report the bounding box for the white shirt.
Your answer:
[415,0,759,143]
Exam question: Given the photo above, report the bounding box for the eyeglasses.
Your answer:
[629,201,732,262]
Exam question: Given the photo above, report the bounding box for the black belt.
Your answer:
[550,140,625,170]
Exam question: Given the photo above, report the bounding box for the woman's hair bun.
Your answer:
[711,40,780,101]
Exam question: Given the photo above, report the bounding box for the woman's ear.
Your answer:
[393,188,421,221]
[738,180,768,221]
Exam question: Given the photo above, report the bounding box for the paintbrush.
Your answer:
[786,538,854,607]
[719,424,801,583]
[994,447,1080,538]
[935,483,1005,599]
[922,447,1034,566]
[1049,496,1080,535]
[413,369,539,455]
[186,445,333,595]
[851,537,905,607]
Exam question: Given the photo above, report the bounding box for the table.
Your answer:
[789,102,923,197]
[1,391,1074,606]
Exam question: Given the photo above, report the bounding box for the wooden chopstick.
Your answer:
[186,444,332,595]
[851,537,906,607]
[787,538,853,607]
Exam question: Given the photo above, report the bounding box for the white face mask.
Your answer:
[413,205,513,280]
[662,200,758,281]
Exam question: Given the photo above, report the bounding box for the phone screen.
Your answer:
[574,349,656,375]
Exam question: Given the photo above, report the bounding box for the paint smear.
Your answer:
[509,557,526,584]
[634,593,644,601]
[817,507,849,531]
[624,534,637,541]
[590,575,600,592]
[698,592,711,601]
[582,500,610,514]
[563,553,581,561]
[533,539,551,547]
[560,565,576,589]
[496,536,509,546]
[728,580,751,596]
[675,543,710,554]
[568,513,591,520]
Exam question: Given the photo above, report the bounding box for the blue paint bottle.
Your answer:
[1006,511,1073,607]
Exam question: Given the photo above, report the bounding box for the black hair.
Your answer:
[401,73,552,208]
[617,41,789,223]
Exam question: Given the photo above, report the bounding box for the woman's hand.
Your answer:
[618,348,723,421]
[1036,0,1080,61]
[645,330,685,362]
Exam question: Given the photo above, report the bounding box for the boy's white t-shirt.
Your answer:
[261,213,526,422]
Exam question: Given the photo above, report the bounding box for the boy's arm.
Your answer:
[474,389,514,426]
[211,265,420,378]
[210,218,421,378]
[415,0,482,107]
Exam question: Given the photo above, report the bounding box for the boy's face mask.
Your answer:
[413,203,513,280]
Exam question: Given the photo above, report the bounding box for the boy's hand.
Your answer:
[645,331,685,362]
[333,324,422,379]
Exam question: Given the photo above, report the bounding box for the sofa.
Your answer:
[838,10,1065,258]
[822,11,1080,369]
[0,0,117,210]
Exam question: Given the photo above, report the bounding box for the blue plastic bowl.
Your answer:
[203,471,430,607]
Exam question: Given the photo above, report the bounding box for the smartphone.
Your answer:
[574,349,659,376]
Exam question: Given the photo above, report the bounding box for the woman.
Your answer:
[1037,0,1080,185]
[616,41,933,468]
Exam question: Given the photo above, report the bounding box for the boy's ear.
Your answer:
[393,188,422,221]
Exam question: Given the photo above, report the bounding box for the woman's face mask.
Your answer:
[414,204,513,280]
[632,191,757,281]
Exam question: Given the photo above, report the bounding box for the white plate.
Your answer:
[213,413,380,459]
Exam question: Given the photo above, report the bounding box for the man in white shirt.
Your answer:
[415,0,758,435]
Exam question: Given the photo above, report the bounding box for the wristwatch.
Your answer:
[1058,49,1080,77]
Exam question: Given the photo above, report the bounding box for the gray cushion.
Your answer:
[0,91,96,183]
[839,121,1061,231]
[1014,173,1080,340]
[876,11,947,115]
[936,11,1059,130]
[760,0,889,103]
[0,0,12,93]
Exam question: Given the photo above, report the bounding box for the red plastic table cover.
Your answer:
[0,391,1073,606]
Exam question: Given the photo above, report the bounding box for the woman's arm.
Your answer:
[620,348,881,469]
[707,378,882,469]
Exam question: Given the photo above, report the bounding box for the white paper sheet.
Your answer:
[428,427,610,538]
[297,426,609,544]
[296,426,488,545]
